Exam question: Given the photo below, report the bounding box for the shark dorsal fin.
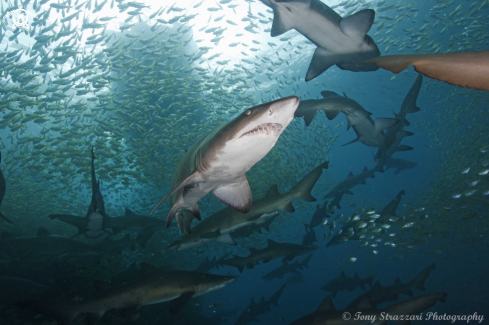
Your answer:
[394,278,402,286]
[125,208,136,217]
[340,271,346,278]
[373,281,382,289]
[267,239,279,247]
[140,262,158,276]
[265,184,280,197]
[316,296,335,312]
[36,227,51,237]
[321,90,339,98]
[347,171,353,177]
[357,296,375,310]
[249,247,260,254]
[259,296,265,303]
[363,166,368,172]
[354,273,360,279]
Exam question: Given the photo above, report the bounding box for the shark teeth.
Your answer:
[240,123,282,138]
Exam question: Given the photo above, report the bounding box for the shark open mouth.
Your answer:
[240,123,282,138]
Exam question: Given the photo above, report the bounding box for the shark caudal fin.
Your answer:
[17,300,83,325]
[290,162,329,202]
[409,263,436,291]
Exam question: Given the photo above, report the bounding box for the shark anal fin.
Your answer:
[265,184,280,197]
[306,47,337,82]
[212,176,252,213]
[340,9,375,39]
[342,137,361,147]
[170,291,195,315]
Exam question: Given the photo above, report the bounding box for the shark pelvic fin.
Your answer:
[340,9,375,40]
[212,176,252,213]
[306,47,337,81]
[150,170,202,214]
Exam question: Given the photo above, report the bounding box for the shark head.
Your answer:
[194,273,236,296]
[208,96,299,172]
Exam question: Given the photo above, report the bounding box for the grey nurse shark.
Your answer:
[48,148,109,239]
[168,161,328,251]
[260,0,381,81]
[294,91,399,147]
[0,150,14,224]
[375,75,422,162]
[150,96,299,234]
[19,263,235,325]
[289,292,446,325]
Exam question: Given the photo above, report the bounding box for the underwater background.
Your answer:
[0,0,488,324]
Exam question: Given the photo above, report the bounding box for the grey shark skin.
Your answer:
[194,253,231,273]
[375,75,423,162]
[289,292,446,325]
[260,0,380,81]
[19,263,235,325]
[326,189,404,247]
[323,163,383,199]
[150,96,299,234]
[47,148,109,239]
[295,91,371,128]
[309,201,331,228]
[320,271,376,298]
[343,113,399,148]
[347,263,436,308]
[0,151,14,224]
[222,239,317,272]
[236,284,286,325]
[327,190,346,212]
[384,157,418,175]
[0,227,96,259]
[262,254,312,281]
[168,162,328,251]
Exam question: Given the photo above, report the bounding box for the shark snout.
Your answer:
[269,96,299,124]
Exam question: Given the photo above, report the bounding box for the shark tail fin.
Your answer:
[17,300,82,325]
[269,284,286,307]
[409,263,436,291]
[0,211,13,224]
[290,162,329,203]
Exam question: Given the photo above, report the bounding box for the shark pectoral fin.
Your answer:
[279,201,295,212]
[0,211,13,224]
[302,110,317,126]
[305,47,337,82]
[170,291,195,315]
[270,8,293,37]
[374,118,399,131]
[216,233,237,245]
[341,137,361,146]
[339,9,375,40]
[150,170,202,214]
[396,145,413,151]
[212,176,252,213]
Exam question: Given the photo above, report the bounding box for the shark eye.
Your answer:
[245,110,251,116]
